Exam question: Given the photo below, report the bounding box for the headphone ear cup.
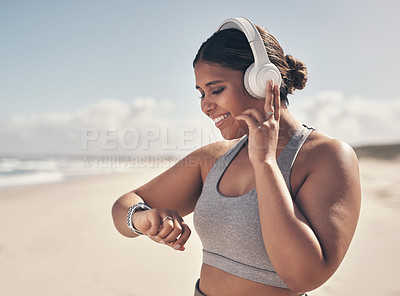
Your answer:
[244,63,260,99]
[258,63,282,91]
[244,63,282,99]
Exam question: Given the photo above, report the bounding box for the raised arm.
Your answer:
[255,139,361,291]
[236,81,361,291]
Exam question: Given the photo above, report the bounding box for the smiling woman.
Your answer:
[195,62,257,140]
[112,17,361,296]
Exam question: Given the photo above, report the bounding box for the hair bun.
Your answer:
[285,55,308,92]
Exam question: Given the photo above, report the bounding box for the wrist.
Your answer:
[252,157,278,172]
[127,202,151,235]
[131,209,144,231]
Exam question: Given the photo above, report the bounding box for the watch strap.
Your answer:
[127,202,152,235]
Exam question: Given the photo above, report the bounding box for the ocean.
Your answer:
[0,155,178,189]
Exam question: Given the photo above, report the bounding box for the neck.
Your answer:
[277,107,303,150]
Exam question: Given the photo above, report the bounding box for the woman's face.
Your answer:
[194,61,264,140]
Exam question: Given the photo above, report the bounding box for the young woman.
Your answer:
[112,17,361,296]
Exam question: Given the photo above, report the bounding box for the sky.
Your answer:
[1,0,400,156]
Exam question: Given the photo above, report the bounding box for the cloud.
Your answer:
[289,90,400,146]
[1,92,399,157]
[0,98,220,156]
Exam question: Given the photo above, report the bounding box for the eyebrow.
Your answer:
[195,80,224,89]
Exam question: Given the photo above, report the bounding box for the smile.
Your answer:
[213,113,230,124]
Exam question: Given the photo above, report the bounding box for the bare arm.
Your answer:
[236,81,361,291]
[111,145,218,249]
[254,140,361,291]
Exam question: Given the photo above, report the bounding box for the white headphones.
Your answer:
[218,17,282,99]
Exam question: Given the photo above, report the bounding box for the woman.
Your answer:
[112,17,361,296]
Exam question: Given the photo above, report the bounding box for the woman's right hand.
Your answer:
[132,208,191,251]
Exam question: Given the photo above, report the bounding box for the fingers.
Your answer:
[272,82,280,121]
[157,216,181,242]
[171,220,191,251]
[237,80,280,128]
[264,79,274,115]
[236,104,275,131]
[146,211,163,236]
[264,80,280,120]
[242,108,265,122]
[236,109,264,130]
[145,210,190,251]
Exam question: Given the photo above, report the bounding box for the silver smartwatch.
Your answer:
[126,202,152,235]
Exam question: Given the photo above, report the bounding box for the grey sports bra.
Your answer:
[193,124,314,289]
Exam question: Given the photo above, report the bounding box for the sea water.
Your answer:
[0,155,177,189]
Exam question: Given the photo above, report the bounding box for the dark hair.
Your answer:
[193,26,307,105]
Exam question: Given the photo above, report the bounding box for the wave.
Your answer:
[0,156,88,189]
[0,171,66,188]
[0,155,177,189]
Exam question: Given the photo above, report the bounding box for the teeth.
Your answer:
[213,113,230,123]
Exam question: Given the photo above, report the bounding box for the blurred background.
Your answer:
[1,1,399,295]
[1,0,400,187]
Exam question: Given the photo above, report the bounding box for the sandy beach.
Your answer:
[0,158,399,296]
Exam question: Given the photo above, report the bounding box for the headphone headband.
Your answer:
[218,17,271,66]
[216,17,282,99]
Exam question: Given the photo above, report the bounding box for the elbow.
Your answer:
[280,263,334,293]
[111,198,125,236]
[111,194,137,238]
[285,277,325,294]
[284,275,325,293]
[111,199,120,228]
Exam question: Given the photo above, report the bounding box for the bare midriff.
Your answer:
[199,264,304,296]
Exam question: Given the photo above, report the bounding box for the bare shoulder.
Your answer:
[295,130,361,271]
[292,130,360,199]
[190,139,240,181]
[296,129,361,207]
[304,130,359,171]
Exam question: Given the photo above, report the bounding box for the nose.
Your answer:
[201,97,217,116]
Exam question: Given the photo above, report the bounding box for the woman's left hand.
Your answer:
[236,80,281,167]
